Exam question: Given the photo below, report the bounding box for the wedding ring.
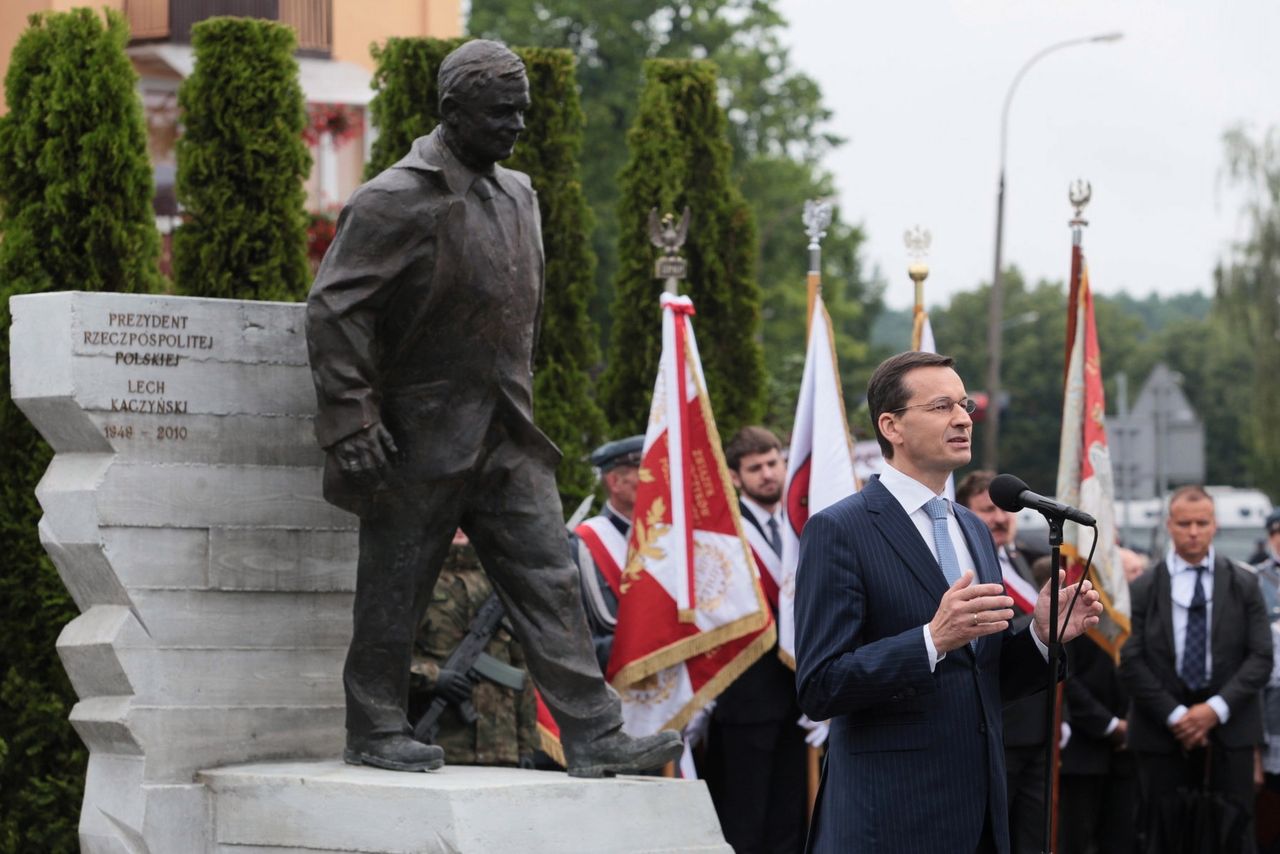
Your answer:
[972,613,979,627]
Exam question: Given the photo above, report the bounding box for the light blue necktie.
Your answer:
[925,496,973,650]
[923,496,962,585]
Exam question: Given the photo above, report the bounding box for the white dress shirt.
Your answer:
[740,495,784,559]
[879,466,977,670]
[877,465,1049,670]
[1164,545,1230,726]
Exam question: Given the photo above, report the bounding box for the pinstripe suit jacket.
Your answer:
[795,476,1048,854]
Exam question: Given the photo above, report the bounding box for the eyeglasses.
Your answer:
[890,396,977,416]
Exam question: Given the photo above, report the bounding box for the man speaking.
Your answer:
[794,352,1102,853]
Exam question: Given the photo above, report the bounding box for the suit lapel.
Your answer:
[1210,554,1231,669]
[1154,561,1176,663]
[956,510,998,585]
[863,478,949,603]
[956,509,1001,659]
[1009,549,1037,586]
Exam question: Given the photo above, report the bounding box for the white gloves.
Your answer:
[797,714,829,747]
[683,701,715,748]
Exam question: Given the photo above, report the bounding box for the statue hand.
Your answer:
[332,423,399,481]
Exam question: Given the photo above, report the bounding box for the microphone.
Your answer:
[988,473,1096,527]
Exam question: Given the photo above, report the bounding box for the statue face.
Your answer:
[443,74,531,167]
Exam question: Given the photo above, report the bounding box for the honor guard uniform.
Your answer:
[571,435,643,674]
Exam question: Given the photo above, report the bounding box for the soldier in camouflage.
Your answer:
[410,531,538,767]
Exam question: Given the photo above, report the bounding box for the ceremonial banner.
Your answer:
[534,690,565,767]
[782,292,858,666]
[608,293,774,733]
[1055,246,1131,657]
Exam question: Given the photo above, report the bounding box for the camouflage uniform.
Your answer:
[410,543,538,766]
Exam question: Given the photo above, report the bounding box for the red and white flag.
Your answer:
[1055,245,1131,657]
[782,292,858,667]
[608,293,774,734]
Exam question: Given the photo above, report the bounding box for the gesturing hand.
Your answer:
[928,571,1015,654]
[331,423,399,481]
[1032,571,1103,646]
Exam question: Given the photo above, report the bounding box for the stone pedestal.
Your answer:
[201,763,729,853]
[9,292,729,854]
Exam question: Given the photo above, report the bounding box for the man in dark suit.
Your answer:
[306,40,680,776]
[704,426,809,853]
[1119,485,1273,846]
[1058,630,1136,854]
[956,470,1049,853]
[794,351,1102,854]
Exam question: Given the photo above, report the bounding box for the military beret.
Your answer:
[590,435,644,472]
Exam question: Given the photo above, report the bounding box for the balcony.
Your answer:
[123,0,332,56]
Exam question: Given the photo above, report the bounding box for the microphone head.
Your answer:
[988,473,1029,513]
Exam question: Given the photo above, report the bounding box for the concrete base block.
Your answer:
[199,762,732,854]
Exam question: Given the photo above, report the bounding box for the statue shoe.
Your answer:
[344,734,445,772]
[564,728,684,778]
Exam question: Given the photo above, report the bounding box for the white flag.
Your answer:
[780,292,857,667]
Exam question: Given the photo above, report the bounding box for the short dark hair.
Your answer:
[866,351,955,459]
[724,426,781,472]
[438,39,526,112]
[955,469,997,509]
[1168,484,1213,512]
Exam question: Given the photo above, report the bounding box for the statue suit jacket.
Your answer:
[306,129,554,516]
[794,476,1048,854]
[1120,554,1272,753]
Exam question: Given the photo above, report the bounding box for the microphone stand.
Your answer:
[1040,514,1064,854]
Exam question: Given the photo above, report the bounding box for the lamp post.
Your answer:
[982,31,1122,470]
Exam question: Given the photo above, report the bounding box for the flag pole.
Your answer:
[650,206,691,779]
[799,198,832,819]
[1044,178,1093,843]
[904,226,932,350]
[803,200,832,335]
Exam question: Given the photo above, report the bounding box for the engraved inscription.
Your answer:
[84,311,207,429]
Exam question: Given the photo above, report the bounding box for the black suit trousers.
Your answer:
[705,713,808,854]
[343,418,622,745]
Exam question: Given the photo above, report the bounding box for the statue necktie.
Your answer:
[1180,565,1208,691]
[923,497,962,586]
[766,516,783,559]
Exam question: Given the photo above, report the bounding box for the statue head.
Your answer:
[438,40,529,170]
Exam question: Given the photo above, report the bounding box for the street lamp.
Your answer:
[982,31,1123,470]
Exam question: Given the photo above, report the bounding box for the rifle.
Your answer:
[413,592,517,743]
[412,495,594,743]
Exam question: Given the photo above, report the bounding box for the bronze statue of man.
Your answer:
[306,39,681,775]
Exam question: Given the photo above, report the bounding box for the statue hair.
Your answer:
[438,40,526,111]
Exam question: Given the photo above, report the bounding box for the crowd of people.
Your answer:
[302,36,1277,853]
[404,352,1279,854]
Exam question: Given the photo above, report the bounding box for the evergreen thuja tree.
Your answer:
[363,39,606,505]
[364,36,467,177]
[173,17,311,300]
[0,8,160,849]
[600,59,766,436]
[507,48,608,505]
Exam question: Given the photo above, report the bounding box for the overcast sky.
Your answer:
[773,0,1280,310]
